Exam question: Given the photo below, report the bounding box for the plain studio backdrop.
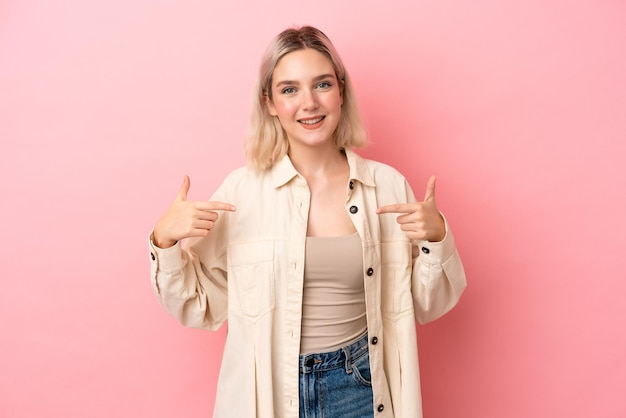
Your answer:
[1,0,625,417]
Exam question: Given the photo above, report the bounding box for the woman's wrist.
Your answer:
[151,230,177,249]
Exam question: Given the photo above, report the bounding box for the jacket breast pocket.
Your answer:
[227,241,275,321]
[381,241,414,320]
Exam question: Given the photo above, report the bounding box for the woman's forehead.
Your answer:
[272,49,335,83]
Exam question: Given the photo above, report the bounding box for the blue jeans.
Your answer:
[299,333,374,418]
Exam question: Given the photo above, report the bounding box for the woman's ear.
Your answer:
[265,93,277,116]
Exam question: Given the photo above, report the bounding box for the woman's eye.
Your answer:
[316,81,332,89]
[281,87,296,94]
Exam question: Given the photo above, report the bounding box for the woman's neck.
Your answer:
[288,143,347,180]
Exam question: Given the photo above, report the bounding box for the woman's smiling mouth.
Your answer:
[298,116,325,129]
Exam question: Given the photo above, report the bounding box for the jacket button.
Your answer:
[421,247,430,254]
[150,252,155,261]
[377,404,384,412]
[366,267,374,276]
[349,181,354,190]
[371,336,378,345]
[349,205,358,214]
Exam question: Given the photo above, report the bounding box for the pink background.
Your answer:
[2,0,625,417]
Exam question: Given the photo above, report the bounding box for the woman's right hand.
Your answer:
[152,176,236,248]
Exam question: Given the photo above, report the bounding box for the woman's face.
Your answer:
[266,48,343,151]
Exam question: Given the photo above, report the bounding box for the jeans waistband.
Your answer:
[299,332,369,374]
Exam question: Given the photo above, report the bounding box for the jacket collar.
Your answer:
[345,149,376,187]
[271,148,375,188]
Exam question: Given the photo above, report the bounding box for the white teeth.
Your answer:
[300,117,323,125]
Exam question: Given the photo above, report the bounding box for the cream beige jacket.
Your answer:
[149,150,467,418]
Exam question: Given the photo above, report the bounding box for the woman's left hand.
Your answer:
[376,176,446,242]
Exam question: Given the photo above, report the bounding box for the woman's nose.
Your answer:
[301,89,318,110]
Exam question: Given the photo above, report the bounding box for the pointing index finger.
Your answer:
[196,201,237,212]
[376,204,414,215]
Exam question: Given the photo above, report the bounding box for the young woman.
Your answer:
[149,26,466,418]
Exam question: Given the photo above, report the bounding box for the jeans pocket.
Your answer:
[350,350,372,387]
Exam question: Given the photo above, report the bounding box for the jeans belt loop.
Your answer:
[342,345,353,374]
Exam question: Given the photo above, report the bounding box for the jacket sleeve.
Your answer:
[405,182,467,324]
[148,181,232,331]
[411,219,467,324]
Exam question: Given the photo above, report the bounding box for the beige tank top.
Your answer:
[300,233,367,354]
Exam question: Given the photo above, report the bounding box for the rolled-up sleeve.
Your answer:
[149,234,229,331]
[411,216,467,324]
[148,179,233,331]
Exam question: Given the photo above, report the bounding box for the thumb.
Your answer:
[423,176,437,202]
[177,175,191,201]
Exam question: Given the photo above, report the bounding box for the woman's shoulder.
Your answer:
[221,164,270,184]
[365,158,405,176]
[211,165,272,202]
[351,152,408,183]
[220,165,271,193]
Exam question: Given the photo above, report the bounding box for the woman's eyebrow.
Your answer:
[274,74,336,87]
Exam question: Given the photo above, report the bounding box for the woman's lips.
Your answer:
[298,116,325,130]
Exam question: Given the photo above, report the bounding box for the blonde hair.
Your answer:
[245,26,367,171]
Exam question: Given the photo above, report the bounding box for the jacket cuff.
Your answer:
[149,234,185,274]
[415,214,456,263]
